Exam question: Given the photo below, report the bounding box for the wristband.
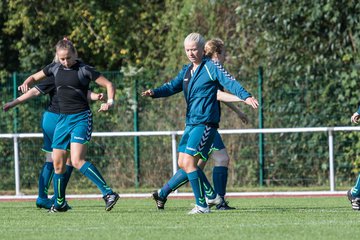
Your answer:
[107,99,114,105]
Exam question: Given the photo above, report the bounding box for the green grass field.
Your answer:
[0,196,357,240]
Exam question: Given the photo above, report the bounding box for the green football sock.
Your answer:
[197,167,216,199]
[64,164,74,190]
[38,162,54,199]
[80,161,112,196]
[160,169,188,199]
[53,173,66,208]
[187,170,207,208]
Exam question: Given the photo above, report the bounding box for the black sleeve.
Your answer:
[34,76,56,95]
[83,65,101,81]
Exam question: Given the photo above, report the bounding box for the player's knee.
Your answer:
[214,154,230,167]
[53,163,66,174]
[197,160,206,169]
[71,159,85,169]
[178,159,183,169]
[45,152,53,162]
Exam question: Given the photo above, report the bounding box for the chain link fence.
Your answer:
[0,69,357,195]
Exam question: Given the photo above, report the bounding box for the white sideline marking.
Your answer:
[0,191,347,200]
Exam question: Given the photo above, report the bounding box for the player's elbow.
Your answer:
[216,90,223,101]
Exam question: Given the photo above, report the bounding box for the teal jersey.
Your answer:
[152,58,251,126]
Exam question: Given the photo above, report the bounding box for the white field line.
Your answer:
[0,191,347,200]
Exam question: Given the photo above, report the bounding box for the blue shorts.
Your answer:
[41,111,59,152]
[52,110,93,150]
[178,124,217,161]
[209,131,226,155]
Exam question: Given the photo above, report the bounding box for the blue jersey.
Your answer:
[152,58,251,126]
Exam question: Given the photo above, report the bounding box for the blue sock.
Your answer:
[160,169,188,199]
[38,162,54,199]
[213,166,228,200]
[53,173,66,207]
[187,170,207,208]
[80,161,112,196]
[351,173,360,196]
[197,167,216,199]
[64,165,74,190]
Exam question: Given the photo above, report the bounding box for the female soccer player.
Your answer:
[150,38,250,211]
[348,109,360,210]
[142,33,258,214]
[18,38,119,212]
[3,76,104,209]
[202,38,248,209]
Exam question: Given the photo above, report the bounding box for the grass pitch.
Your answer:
[0,196,357,240]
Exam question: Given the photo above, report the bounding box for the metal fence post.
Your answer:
[13,135,21,196]
[12,72,18,133]
[133,78,140,188]
[258,66,265,187]
[328,129,335,192]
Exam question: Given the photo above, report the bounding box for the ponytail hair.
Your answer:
[204,38,224,58]
[54,36,78,60]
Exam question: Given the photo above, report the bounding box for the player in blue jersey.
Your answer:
[3,76,104,209]
[148,38,250,211]
[142,33,258,214]
[348,110,360,210]
[199,38,248,209]
[18,38,119,212]
[203,38,248,209]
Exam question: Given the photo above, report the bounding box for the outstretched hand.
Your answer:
[2,101,17,112]
[18,76,35,93]
[351,112,360,124]
[3,103,12,112]
[18,83,30,93]
[141,89,154,97]
[244,97,259,109]
[98,102,113,112]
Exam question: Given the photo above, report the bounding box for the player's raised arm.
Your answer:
[3,87,41,112]
[18,70,47,93]
[217,90,243,102]
[94,75,115,112]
